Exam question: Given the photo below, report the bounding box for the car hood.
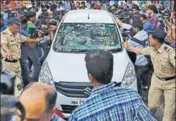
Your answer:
[46,50,129,83]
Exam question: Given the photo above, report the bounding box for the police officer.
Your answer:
[122,28,175,121]
[1,18,39,87]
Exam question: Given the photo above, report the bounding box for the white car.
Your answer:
[39,9,137,118]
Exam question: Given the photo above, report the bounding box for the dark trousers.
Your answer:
[135,64,152,94]
[127,51,136,65]
[20,45,41,87]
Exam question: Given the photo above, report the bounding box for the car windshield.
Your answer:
[53,23,122,53]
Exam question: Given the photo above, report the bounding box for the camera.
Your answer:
[29,27,43,39]
[8,10,18,18]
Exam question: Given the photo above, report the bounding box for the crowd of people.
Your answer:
[1,0,175,121]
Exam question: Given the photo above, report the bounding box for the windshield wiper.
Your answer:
[55,48,122,53]
[69,49,88,53]
[108,48,122,52]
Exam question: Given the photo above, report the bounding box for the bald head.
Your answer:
[19,82,57,119]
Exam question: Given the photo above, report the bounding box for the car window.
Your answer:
[53,23,122,53]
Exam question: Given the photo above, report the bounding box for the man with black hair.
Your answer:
[19,82,65,121]
[147,5,159,29]
[131,21,150,92]
[75,2,81,9]
[158,2,165,14]
[116,18,149,94]
[80,2,87,9]
[25,12,37,34]
[23,11,41,85]
[19,17,32,87]
[69,50,157,121]
[19,17,29,37]
[162,10,171,32]
[140,14,152,32]
[130,5,141,24]
[122,28,176,121]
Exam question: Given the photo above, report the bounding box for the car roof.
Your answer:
[63,10,115,24]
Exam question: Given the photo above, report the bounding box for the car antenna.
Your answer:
[88,13,90,19]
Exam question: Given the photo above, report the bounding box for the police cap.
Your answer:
[8,17,21,26]
[149,28,166,43]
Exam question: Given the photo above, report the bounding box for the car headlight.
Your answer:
[39,62,54,86]
[121,62,136,87]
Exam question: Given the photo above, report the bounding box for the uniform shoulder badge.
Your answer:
[164,45,173,53]
[164,46,168,50]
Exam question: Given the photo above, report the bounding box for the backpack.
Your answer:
[130,37,153,66]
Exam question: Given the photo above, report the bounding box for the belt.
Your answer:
[4,59,19,63]
[155,73,176,81]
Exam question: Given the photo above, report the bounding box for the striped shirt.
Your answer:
[52,114,66,121]
[69,82,157,121]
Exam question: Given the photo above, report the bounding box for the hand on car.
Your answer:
[116,18,123,26]
[122,41,128,48]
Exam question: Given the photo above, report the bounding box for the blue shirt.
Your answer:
[69,82,157,121]
[128,30,149,66]
[19,28,30,48]
[143,21,152,32]
[19,28,29,37]
[1,13,8,32]
[63,1,71,11]
[0,23,8,32]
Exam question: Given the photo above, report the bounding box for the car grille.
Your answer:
[54,82,93,98]
[61,105,77,114]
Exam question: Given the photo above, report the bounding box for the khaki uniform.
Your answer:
[1,28,26,96]
[142,44,176,121]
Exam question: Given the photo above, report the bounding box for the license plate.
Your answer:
[71,99,84,105]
